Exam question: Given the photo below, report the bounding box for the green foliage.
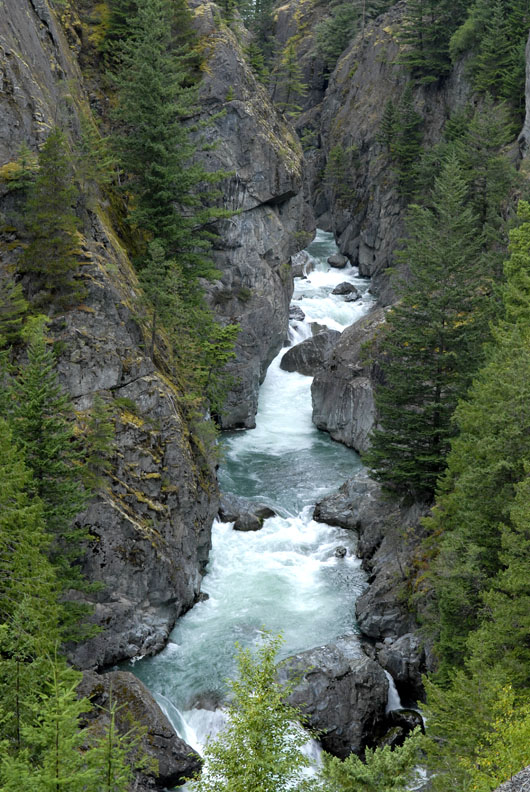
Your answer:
[6,326,90,622]
[0,275,28,347]
[20,128,85,309]
[398,0,470,83]
[189,634,318,792]
[273,40,309,118]
[364,155,492,498]
[81,395,115,491]
[315,2,358,72]
[376,100,397,152]
[422,203,530,675]
[392,84,423,199]
[321,728,422,792]
[324,144,358,206]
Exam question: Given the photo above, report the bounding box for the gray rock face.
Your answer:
[0,1,218,669]
[193,2,315,429]
[495,766,530,792]
[291,249,314,278]
[332,282,359,297]
[280,329,341,376]
[313,471,389,533]
[328,253,348,268]
[219,493,276,524]
[311,308,387,453]
[377,633,426,702]
[319,2,472,302]
[79,670,201,790]
[279,636,388,757]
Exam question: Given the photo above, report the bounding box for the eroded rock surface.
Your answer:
[311,308,387,453]
[0,0,218,669]
[279,636,388,757]
[280,329,341,376]
[79,670,201,790]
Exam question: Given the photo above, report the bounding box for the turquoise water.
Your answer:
[129,231,374,750]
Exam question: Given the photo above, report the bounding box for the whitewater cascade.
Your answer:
[131,230,379,752]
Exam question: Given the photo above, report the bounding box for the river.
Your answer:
[129,229,376,754]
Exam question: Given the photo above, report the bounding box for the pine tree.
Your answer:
[321,729,421,792]
[377,100,397,152]
[20,128,84,308]
[114,0,228,278]
[364,155,491,497]
[81,394,115,492]
[393,84,423,199]
[423,200,530,675]
[8,326,88,606]
[0,276,28,347]
[189,634,317,792]
[273,40,309,118]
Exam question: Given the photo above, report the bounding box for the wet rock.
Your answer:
[280,329,341,376]
[291,249,314,278]
[79,670,201,790]
[313,472,388,533]
[344,291,360,302]
[377,633,426,702]
[334,546,347,558]
[195,9,315,430]
[327,253,348,268]
[332,282,360,297]
[233,513,263,532]
[290,305,306,321]
[311,308,387,453]
[279,636,388,757]
[219,493,276,525]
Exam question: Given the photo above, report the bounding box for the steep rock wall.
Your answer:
[192,1,315,428]
[0,0,218,669]
[320,2,472,302]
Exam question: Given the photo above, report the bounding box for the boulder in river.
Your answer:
[78,670,201,790]
[332,282,359,297]
[334,546,347,558]
[291,250,314,278]
[219,493,276,532]
[279,636,388,757]
[311,308,387,453]
[280,329,341,376]
[290,305,306,321]
[327,253,349,268]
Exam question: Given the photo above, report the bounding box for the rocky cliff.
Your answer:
[192,1,315,428]
[0,0,219,670]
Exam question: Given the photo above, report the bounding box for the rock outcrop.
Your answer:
[279,635,389,757]
[0,0,218,668]
[79,670,201,791]
[280,328,341,375]
[319,2,472,302]
[313,472,430,699]
[219,492,276,531]
[494,766,530,792]
[192,1,314,429]
[311,307,387,453]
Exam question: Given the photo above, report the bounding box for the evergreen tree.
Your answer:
[8,326,88,604]
[273,40,309,118]
[423,200,530,675]
[321,729,421,792]
[377,99,397,152]
[20,128,84,309]
[114,0,228,278]
[0,275,28,347]
[364,155,491,498]
[189,634,317,792]
[393,84,423,199]
[81,394,115,492]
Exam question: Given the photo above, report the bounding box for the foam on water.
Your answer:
[130,230,376,763]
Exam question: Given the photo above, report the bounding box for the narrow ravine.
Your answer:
[130,230,375,752]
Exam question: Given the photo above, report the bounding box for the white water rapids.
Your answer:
[129,230,381,758]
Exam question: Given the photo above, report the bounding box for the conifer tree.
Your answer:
[114,0,227,279]
[82,394,115,492]
[393,84,423,199]
[20,128,84,308]
[364,155,491,497]
[8,326,88,603]
[189,634,317,792]
[423,200,530,675]
[273,41,309,118]
[0,276,28,347]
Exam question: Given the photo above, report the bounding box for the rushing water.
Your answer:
[130,230,375,753]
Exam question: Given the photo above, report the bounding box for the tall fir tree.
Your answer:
[364,155,492,498]
[20,128,84,309]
